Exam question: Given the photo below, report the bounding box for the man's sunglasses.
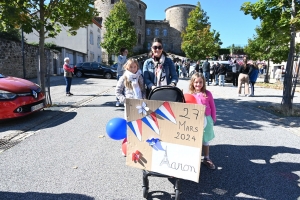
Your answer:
[152,46,162,50]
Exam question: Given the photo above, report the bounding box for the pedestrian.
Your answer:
[116,47,128,107]
[143,37,178,96]
[189,72,216,170]
[210,62,215,83]
[275,66,282,82]
[281,66,285,82]
[232,60,238,87]
[213,62,220,85]
[186,61,190,77]
[175,62,179,76]
[248,62,259,96]
[181,63,187,78]
[202,59,210,86]
[237,57,251,96]
[63,57,74,96]
[115,58,145,105]
[217,64,227,86]
[195,60,200,73]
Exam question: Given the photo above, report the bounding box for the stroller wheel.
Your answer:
[174,189,181,200]
[142,186,148,198]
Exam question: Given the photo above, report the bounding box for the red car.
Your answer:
[0,74,45,120]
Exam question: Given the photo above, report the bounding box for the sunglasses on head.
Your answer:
[152,45,162,50]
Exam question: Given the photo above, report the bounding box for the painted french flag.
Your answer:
[155,102,176,124]
[142,112,160,135]
[127,119,143,141]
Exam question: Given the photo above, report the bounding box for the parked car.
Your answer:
[206,60,233,82]
[110,63,118,70]
[0,74,45,120]
[74,62,117,79]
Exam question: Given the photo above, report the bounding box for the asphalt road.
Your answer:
[0,76,299,200]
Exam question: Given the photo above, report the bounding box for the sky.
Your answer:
[143,0,260,48]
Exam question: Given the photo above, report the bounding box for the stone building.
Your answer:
[94,0,196,62]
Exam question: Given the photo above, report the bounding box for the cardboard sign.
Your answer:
[125,99,205,183]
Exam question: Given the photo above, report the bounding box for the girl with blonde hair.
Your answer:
[189,72,217,169]
[115,58,145,104]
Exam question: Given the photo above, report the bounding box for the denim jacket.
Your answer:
[143,57,178,89]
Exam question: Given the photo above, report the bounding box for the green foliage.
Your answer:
[181,2,221,61]
[218,48,231,55]
[101,0,137,55]
[241,0,299,63]
[28,41,62,51]
[0,23,21,41]
[0,0,99,37]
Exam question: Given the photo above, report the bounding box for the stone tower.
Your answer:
[165,4,196,54]
[94,0,147,63]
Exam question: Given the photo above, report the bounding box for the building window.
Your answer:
[138,16,142,25]
[138,33,142,44]
[147,42,151,50]
[163,29,167,36]
[90,52,94,61]
[139,4,141,9]
[163,43,167,49]
[97,36,100,48]
[155,28,159,36]
[146,28,151,36]
[98,56,101,62]
[97,28,100,33]
[111,0,114,4]
[90,31,94,45]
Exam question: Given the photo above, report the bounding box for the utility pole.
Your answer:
[21,28,26,79]
[281,0,296,114]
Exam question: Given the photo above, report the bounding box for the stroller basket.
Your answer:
[142,85,185,199]
[148,85,185,103]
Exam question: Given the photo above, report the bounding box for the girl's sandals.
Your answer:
[202,158,216,170]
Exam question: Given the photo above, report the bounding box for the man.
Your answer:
[214,62,220,85]
[202,59,211,86]
[195,60,200,73]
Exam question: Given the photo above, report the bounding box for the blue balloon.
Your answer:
[106,117,127,140]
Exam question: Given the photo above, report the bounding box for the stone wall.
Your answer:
[0,38,56,79]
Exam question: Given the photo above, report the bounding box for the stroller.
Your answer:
[142,85,185,200]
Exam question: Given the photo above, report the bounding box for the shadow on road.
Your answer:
[0,191,94,200]
[178,144,300,200]
[214,98,300,130]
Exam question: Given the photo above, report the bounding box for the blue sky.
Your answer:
[143,0,260,48]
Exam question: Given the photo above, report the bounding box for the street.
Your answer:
[0,76,300,200]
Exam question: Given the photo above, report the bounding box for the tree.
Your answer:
[101,0,137,62]
[0,0,98,106]
[241,0,300,115]
[181,2,222,61]
[244,23,290,83]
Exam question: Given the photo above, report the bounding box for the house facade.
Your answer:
[25,17,102,74]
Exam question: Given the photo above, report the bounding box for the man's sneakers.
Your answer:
[116,101,120,107]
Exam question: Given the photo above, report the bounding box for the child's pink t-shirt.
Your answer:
[192,90,216,123]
